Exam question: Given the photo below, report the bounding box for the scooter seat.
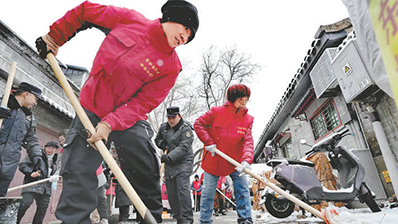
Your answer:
[266,158,315,167]
[285,158,315,167]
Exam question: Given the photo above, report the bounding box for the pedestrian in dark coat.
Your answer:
[0,82,44,196]
[155,106,194,224]
[17,141,60,224]
[35,1,199,223]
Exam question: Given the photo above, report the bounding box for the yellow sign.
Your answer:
[382,170,392,183]
[369,0,398,111]
[343,63,352,76]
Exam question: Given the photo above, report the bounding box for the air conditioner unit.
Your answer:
[331,39,373,103]
[309,48,339,98]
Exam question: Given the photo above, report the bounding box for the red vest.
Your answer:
[192,180,202,195]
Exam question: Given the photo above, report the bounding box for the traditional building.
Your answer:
[0,20,88,222]
[254,18,397,203]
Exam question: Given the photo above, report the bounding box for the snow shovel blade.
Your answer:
[0,197,22,223]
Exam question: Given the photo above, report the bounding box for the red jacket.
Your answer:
[48,1,181,131]
[194,101,254,176]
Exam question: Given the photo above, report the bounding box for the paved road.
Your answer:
[111,209,326,224]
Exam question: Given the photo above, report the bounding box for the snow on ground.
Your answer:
[252,203,398,224]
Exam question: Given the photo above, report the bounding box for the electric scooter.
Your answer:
[262,129,381,218]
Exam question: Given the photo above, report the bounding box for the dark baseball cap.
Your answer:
[17,82,43,100]
[45,141,59,148]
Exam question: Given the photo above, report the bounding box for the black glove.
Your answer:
[160,141,168,151]
[0,107,11,119]
[32,156,47,179]
[35,37,48,59]
[161,155,172,164]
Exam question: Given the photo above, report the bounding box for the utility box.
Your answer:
[309,48,339,98]
[331,39,373,103]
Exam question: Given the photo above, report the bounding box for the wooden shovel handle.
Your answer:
[0,62,17,129]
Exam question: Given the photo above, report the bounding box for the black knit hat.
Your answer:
[161,0,199,43]
[17,82,43,100]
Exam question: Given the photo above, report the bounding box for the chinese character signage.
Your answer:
[370,0,398,110]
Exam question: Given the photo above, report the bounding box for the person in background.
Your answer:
[191,174,202,212]
[17,141,60,224]
[213,176,227,216]
[58,129,68,153]
[194,84,254,224]
[0,82,44,196]
[56,129,68,174]
[155,106,195,224]
[35,0,199,223]
[90,164,109,224]
[161,177,171,213]
[104,166,115,217]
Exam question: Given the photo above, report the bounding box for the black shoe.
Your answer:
[238,219,253,224]
[221,210,227,215]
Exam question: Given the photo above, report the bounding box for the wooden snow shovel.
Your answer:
[213,148,329,222]
[216,188,236,208]
[7,176,60,193]
[46,53,157,224]
[0,61,17,129]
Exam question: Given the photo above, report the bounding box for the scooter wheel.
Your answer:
[265,194,295,218]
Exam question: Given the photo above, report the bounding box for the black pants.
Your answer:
[193,194,201,212]
[97,185,109,220]
[17,192,50,224]
[55,109,162,224]
[0,177,12,197]
[165,171,193,224]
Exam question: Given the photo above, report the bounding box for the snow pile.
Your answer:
[252,203,398,223]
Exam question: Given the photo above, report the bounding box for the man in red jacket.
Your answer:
[194,84,254,224]
[35,1,199,223]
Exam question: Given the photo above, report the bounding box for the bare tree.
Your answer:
[149,45,260,174]
[198,45,260,110]
[148,65,202,135]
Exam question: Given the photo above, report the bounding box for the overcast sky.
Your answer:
[0,0,349,142]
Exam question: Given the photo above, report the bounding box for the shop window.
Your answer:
[310,99,341,141]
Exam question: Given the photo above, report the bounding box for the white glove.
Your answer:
[235,161,251,175]
[221,183,226,190]
[52,182,57,191]
[49,175,60,183]
[205,144,216,157]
